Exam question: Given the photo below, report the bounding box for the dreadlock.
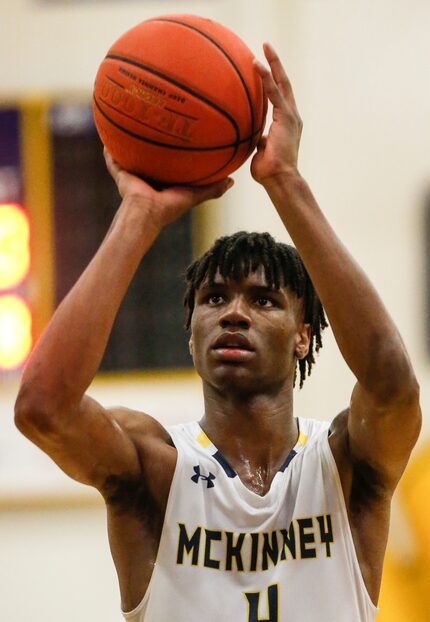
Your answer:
[183,231,328,388]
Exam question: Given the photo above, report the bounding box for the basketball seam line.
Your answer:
[98,53,242,181]
[147,16,256,147]
[99,96,192,143]
[164,106,198,121]
[106,76,125,90]
[93,94,263,152]
[105,53,241,152]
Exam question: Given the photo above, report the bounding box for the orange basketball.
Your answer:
[92,15,267,186]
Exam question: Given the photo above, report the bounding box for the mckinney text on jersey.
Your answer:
[177,514,334,572]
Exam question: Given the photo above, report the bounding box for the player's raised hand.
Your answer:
[104,148,234,230]
[251,43,303,185]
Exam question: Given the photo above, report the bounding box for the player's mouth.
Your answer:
[211,332,255,362]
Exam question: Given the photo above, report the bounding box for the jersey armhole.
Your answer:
[322,433,379,615]
[121,435,185,620]
[122,593,148,620]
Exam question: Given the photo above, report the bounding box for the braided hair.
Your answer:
[183,231,328,388]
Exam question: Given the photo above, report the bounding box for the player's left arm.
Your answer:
[252,43,421,489]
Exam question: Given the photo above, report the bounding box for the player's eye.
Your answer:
[256,296,274,307]
[208,295,225,305]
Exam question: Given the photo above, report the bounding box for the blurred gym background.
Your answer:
[0,1,429,620]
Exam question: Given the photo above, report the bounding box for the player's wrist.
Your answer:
[115,195,164,240]
[261,167,305,196]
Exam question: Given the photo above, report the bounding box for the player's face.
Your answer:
[189,266,311,395]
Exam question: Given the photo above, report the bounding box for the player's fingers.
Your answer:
[253,58,285,111]
[170,177,235,207]
[190,177,235,204]
[103,148,122,182]
[262,42,299,112]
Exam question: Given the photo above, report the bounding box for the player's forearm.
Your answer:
[264,170,416,399]
[16,197,161,413]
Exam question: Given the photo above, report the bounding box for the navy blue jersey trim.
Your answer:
[279,449,297,472]
[213,447,298,477]
[213,451,237,478]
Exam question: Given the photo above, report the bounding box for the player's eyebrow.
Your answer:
[195,284,228,302]
[197,282,285,298]
[197,282,226,293]
[247,285,289,304]
[247,285,282,295]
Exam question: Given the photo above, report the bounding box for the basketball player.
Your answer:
[15,43,420,621]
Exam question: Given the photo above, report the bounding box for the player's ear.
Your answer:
[295,324,311,359]
[189,337,194,356]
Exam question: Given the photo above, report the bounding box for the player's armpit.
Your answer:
[14,394,168,492]
[346,380,421,492]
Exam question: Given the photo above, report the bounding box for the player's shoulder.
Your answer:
[103,407,177,510]
[298,415,331,444]
[108,406,174,449]
[296,412,349,460]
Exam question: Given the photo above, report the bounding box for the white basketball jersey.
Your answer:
[122,417,377,622]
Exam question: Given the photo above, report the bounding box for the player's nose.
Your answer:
[219,296,251,329]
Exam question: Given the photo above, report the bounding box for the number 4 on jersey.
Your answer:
[244,584,279,621]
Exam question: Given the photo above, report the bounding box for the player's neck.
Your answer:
[199,382,297,476]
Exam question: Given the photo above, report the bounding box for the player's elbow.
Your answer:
[14,384,58,439]
[364,334,419,405]
[395,375,421,416]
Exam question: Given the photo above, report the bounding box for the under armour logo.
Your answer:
[191,465,216,488]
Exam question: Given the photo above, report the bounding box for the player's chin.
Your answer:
[210,365,261,395]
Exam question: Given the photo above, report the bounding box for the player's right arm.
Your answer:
[14,151,233,492]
